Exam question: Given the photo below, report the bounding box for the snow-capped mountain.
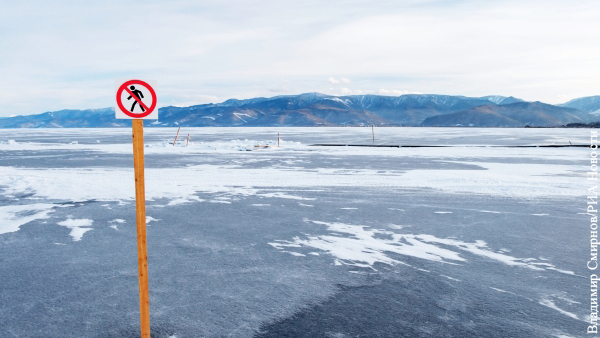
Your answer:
[422,102,595,127]
[0,93,596,128]
[560,96,600,115]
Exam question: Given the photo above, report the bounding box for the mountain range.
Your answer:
[0,93,598,128]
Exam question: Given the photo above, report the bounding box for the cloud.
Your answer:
[269,79,292,92]
[328,77,351,85]
[339,88,366,95]
[378,89,421,96]
[164,94,221,107]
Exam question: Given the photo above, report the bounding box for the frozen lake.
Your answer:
[0,127,591,337]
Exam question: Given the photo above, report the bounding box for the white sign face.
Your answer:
[115,79,158,120]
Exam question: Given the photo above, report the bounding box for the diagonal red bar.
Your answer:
[124,87,150,112]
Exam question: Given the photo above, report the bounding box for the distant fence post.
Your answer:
[173,127,180,146]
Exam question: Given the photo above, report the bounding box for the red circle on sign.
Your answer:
[116,80,157,118]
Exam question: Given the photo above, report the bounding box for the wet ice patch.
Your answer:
[0,204,55,234]
[58,218,93,241]
[270,220,571,273]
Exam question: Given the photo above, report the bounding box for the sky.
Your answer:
[0,0,599,117]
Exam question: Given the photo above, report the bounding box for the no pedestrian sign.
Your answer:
[115,79,158,119]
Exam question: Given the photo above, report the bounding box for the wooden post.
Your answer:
[372,125,374,143]
[278,133,280,147]
[132,119,150,338]
[173,127,180,146]
[186,134,190,147]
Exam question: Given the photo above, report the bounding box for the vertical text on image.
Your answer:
[588,130,598,334]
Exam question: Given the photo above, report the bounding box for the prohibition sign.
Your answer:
[116,80,157,118]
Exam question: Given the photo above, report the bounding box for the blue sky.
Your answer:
[0,0,598,116]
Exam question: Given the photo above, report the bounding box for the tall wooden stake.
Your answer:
[132,119,150,338]
[372,125,374,143]
[173,127,181,146]
[278,133,280,147]
[186,133,190,147]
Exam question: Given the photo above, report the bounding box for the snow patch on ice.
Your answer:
[440,275,461,282]
[388,224,409,230]
[0,139,18,145]
[285,251,306,257]
[144,138,303,152]
[0,155,579,208]
[108,219,124,230]
[0,204,55,234]
[539,299,579,320]
[270,220,572,273]
[259,192,316,201]
[146,216,160,224]
[58,218,93,241]
[490,287,514,294]
[167,196,204,206]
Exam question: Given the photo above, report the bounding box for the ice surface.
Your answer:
[0,127,589,337]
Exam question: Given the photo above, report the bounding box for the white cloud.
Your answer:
[170,95,221,107]
[339,88,364,95]
[328,77,351,85]
[378,89,421,96]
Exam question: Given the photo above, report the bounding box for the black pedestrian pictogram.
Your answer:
[127,86,146,112]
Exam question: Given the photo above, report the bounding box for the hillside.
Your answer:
[560,96,600,115]
[421,102,596,127]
